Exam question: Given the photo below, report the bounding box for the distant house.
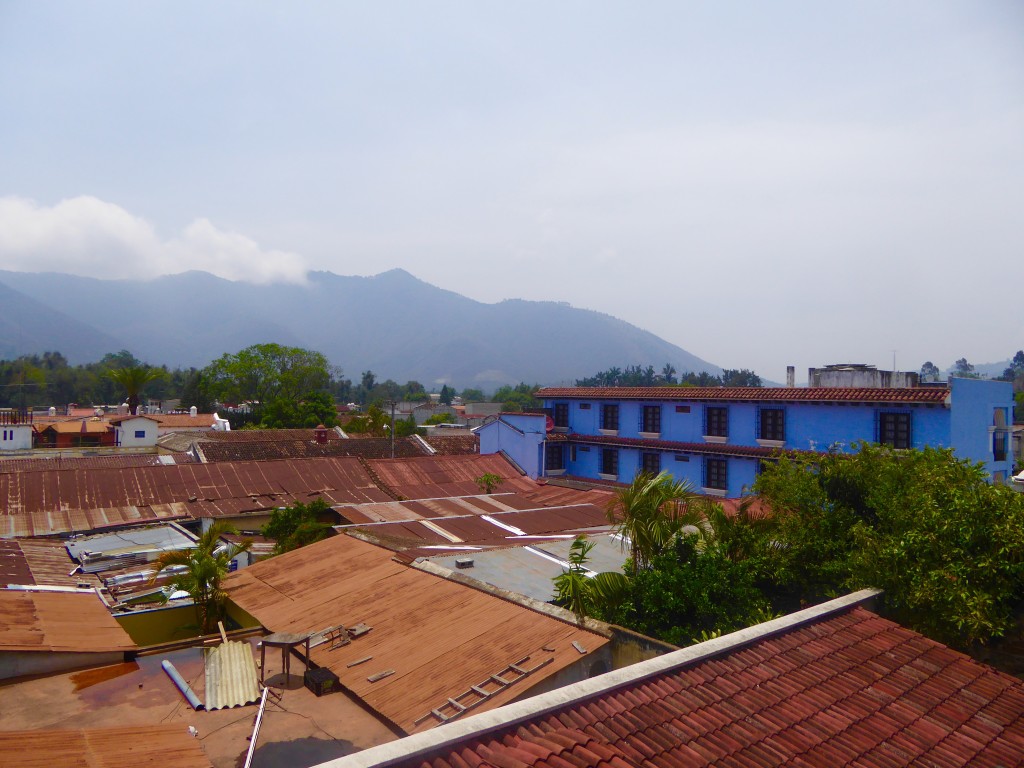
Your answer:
[479,378,1015,494]
[109,414,160,447]
[35,418,115,449]
[0,410,34,451]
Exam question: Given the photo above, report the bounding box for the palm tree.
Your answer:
[607,470,698,571]
[106,365,166,414]
[553,536,630,625]
[152,521,251,636]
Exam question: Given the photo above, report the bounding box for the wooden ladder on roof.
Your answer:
[413,655,554,727]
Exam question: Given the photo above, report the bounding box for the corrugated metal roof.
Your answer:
[0,454,194,474]
[0,590,136,653]
[380,604,1024,768]
[224,533,608,734]
[204,640,261,710]
[0,457,391,537]
[0,538,101,588]
[0,724,214,768]
[366,454,537,500]
[537,386,952,403]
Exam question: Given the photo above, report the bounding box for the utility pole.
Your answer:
[389,400,396,459]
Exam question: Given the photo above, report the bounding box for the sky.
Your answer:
[1,2,1021,383]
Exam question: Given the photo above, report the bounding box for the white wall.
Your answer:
[116,417,159,447]
[0,425,33,451]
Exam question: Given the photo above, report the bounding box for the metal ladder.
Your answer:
[413,655,554,726]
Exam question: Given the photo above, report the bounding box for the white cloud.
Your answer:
[0,195,309,284]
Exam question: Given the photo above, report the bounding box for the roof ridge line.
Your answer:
[322,588,883,768]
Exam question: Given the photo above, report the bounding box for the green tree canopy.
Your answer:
[755,443,1024,649]
[152,522,250,636]
[106,365,167,414]
[204,343,335,407]
[262,498,334,555]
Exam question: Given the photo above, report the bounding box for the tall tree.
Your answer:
[204,343,334,408]
[607,470,697,571]
[919,361,941,381]
[151,522,251,636]
[106,365,167,414]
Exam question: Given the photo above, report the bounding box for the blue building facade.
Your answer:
[477,378,1014,497]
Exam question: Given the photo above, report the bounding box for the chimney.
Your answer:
[786,366,795,388]
[315,425,328,444]
[189,406,198,418]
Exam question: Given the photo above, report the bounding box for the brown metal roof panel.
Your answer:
[0,590,136,653]
[0,724,215,768]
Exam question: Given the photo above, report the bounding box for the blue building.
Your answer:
[476,378,1014,497]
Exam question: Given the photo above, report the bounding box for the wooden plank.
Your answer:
[367,669,395,683]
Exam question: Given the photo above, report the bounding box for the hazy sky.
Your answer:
[1,2,1021,382]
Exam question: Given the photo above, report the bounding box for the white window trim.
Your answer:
[756,438,785,448]
[702,435,728,444]
[701,487,728,497]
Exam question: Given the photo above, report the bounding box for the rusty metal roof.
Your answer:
[335,494,536,524]
[366,454,537,499]
[0,538,100,588]
[0,457,391,537]
[0,590,136,653]
[0,725,214,768]
[198,436,429,463]
[0,454,194,473]
[224,533,608,735]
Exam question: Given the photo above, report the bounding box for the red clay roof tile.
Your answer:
[537,387,951,405]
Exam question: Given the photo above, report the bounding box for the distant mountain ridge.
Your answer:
[0,268,721,390]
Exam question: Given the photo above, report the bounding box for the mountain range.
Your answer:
[0,269,720,390]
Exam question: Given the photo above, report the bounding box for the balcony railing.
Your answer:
[0,409,32,425]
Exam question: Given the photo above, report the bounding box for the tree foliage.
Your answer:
[262,498,334,555]
[492,383,541,411]
[106,365,168,414]
[755,443,1024,648]
[204,343,335,406]
[607,471,697,571]
[576,364,761,388]
[151,521,251,636]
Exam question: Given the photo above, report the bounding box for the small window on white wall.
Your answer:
[134,430,146,438]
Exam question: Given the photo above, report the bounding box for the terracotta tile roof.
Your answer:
[566,433,811,459]
[40,419,112,434]
[538,386,952,404]
[345,601,1024,768]
[0,538,100,588]
[150,413,219,428]
[224,533,609,735]
[0,457,391,537]
[0,590,136,653]
[203,428,343,442]
[0,724,214,768]
[422,434,480,455]
[367,454,539,500]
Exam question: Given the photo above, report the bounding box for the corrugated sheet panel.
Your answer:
[367,454,537,500]
[204,640,260,710]
[1,457,392,536]
[224,533,608,734]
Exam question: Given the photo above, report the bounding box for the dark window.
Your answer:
[704,458,728,490]
[579,403,591,410]
[705,406,728,437]
[553,403,569,428]
[600,404,619,431]
[570,445,577,461]
[545,443,565,471]
[759,408,785,441]
[601,448,619,476]
[641,405,661,433]
[878,412,911,449]
[674,454,690,462]
[994,433,1007,462]
[134,430,146,439]
[641,452,660,474]
[675,405,690,413]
